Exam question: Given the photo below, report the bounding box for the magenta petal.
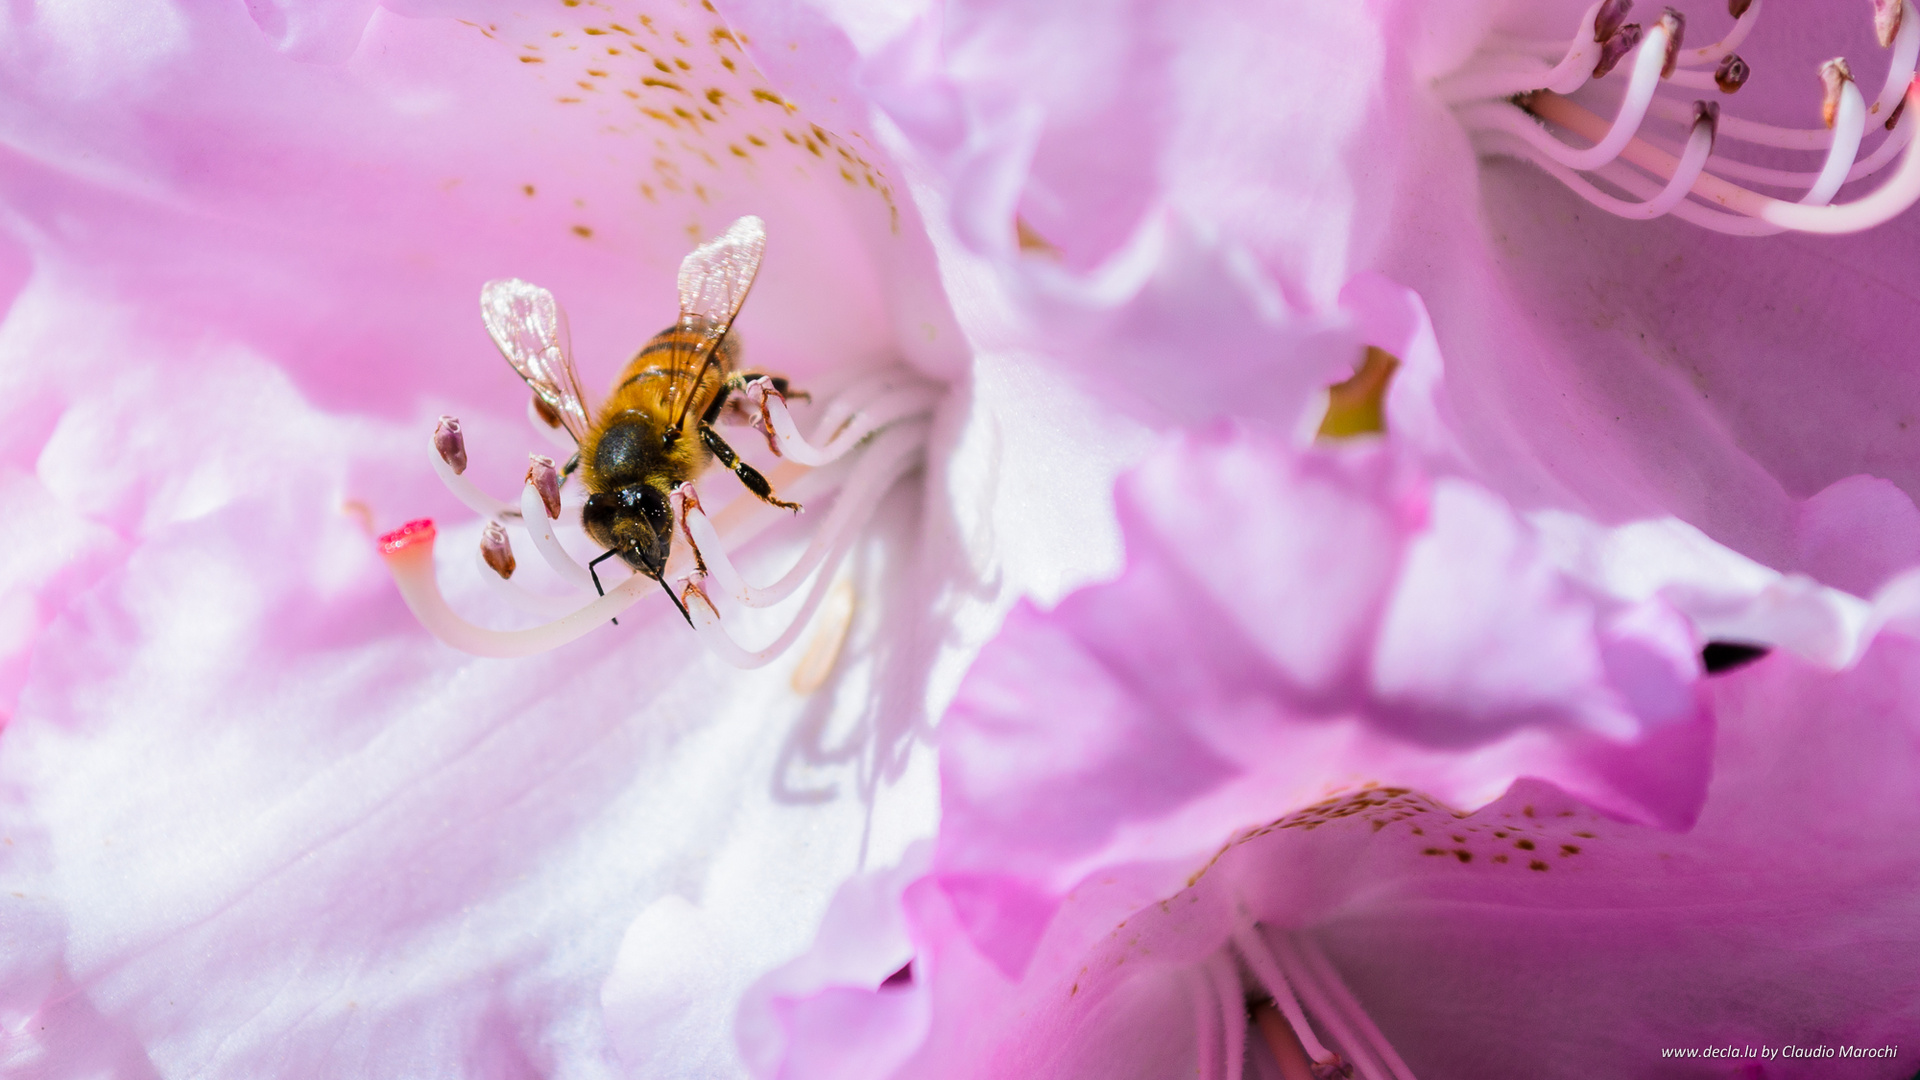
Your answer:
[1793,474,1920,598]
[1319,638,1920,1076]
[933,425,1712,977]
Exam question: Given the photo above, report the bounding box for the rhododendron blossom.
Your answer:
[0,2,1138,1074]
[742,429,1920,1079]
[730,0,1920,586]
[4,0,1920,1076]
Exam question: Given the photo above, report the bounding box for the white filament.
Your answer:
[1677,0,1762,68]
[519,481,598,593]
[1285,934,1421,1080]
[1468,105,1711,220]
[1696,111,1912,188]
[1434,0,1604,103]
[1190,967,1226,1080]
[403,369,937,665]
[477,549,580,618]
[1551,20,1669,172]
[1877,2,1920,117]
[1206,953,1248,1080]
[1448,0,1920,237]
[1232,921,1337,1067]
[749,376,944,467]
[685,427,924,668]
[1805,79,1869,206]
[679,422,927,609]
[429,434,517,519]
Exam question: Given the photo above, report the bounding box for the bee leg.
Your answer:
[588,548,622,626]
[562,452,581,479]
[699,422,802,511]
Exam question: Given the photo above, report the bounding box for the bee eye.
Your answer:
[581,485,673,571]
[636,485,671,536]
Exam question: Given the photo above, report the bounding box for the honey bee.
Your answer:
[480,216,801,620]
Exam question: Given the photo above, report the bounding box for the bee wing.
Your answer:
[665,215,765,431]
[677,215,766,334]
[481,279,592,444]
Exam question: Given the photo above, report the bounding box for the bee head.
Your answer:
[581,483,673,575]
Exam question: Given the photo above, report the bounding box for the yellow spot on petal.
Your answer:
[1317,347,1399,440]
[790,581,856,693]
[1016,217,1058,256]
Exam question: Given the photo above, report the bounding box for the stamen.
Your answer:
[1254,1003,1321,1080]
[744,373,943,467]
[379,519,655,657]
[674,422,926,608]
[1809,64,1868,204]
[1595,0,1633,45]
[1205,953,1249,1080]
[429,421,519,520]
[1232,922,1349,1078]
[1439,2,1612,102]
[1534,15,1672,171]
[1284,934,1421,1080]
[519,480,597,592]
[1521,81,1920,234]
[1879,0,1905,49]
[677,422,925,669]
[479,520,515,578]
[1591,22,1644,81]
[392,370,936,664]
[1658,9,1685,79]
[1715,53,1750,93]
[1450,0,1920,236]
[1189,967,1226,1080]
[1269,930,1407,1080]
[1823,58,1857,129]
[1676,0,1758,68]
[1873,2,1919,118]
[434,415,467,474]
[527,453,563,519]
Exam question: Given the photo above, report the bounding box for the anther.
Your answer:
[527,454,563,518]
[1715,53,1749,92]
[1595,0,1633,42]
[434,416,468,475]
[1658,9,1685,78]
[1823,57,1857,128]
[1729,0,1752,16]
[481,520,517,579]
[1695,98,1722,140]
[1593,22,1643,78]
[1878,0,1905,49]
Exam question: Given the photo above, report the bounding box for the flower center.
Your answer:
[384,307,937,666]
[1440,0,1920,235]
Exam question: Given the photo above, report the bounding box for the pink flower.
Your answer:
[741,426,1920,1078]
[725,0,1920,593]
[0,3,1134,1073]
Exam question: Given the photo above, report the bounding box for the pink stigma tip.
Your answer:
[379,518,437,556]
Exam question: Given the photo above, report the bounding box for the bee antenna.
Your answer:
[631,545,694,628]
